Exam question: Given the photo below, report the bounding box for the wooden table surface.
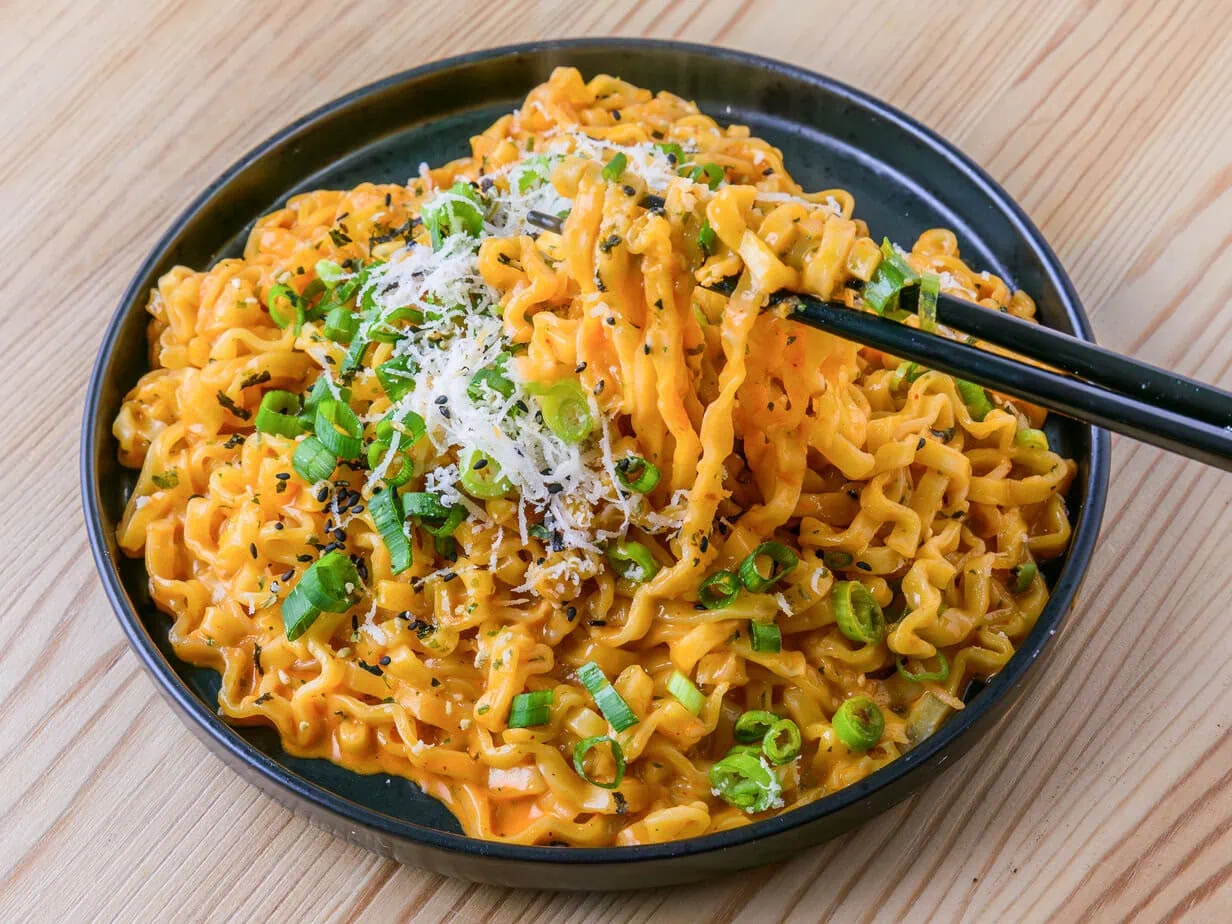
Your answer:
[4,1,1231,921]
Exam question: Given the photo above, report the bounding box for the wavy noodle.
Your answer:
[113,68,1075,847]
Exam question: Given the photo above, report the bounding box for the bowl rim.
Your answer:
[81,36,1110,867]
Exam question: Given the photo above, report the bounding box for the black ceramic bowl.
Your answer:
[81,38,1109,889]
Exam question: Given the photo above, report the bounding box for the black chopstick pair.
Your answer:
[525,210,1232,471]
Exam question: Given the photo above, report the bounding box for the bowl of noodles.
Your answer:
[81,39,1109,889]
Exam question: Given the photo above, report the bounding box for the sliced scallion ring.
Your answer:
[282,551,359,640]
[314,398,363,459]
[749,620,782,653]
[572,735,626,789]
[738,542,798,593]
[831,581,885,645]
[1011,562,1038,593]
[698,570,740,610]
[762,718,802,764]
[255,390,308,438]
[369,486,412,574]
[666,670,704,716]
[896,651,950,684]
[614,455,660,493]
[508,690,553,728]
[733,710,779,744]
[708,749,779,813]
[459,449,512,499]
[832,696,884,751]
[606,541,660,584]
[576,661,639,732]
[292,436,336,483]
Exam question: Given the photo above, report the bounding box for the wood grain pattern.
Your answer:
[2,0,1230,920]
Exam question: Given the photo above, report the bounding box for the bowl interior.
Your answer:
[85,40,1102,852]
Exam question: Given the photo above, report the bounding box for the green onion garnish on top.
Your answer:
[832,696,884,751]
[508,690,553,728]
[376,355,417,402]
[896,651,950,684]
[468,355,515,402]
[322,306,358,343]
[698,569,740,609]
[749,620,782,653]
[576,661,639,732]
[956,379,994,421]
[606,541,660,584]
[681,162,723,190]
[267,284,306,333]
[738,542,798,593]
[614,455,660,493]
[573,735,626,789]
[315,259,346,288]
[369,485,412,574]
[535,379,594,444]
[601,152,627,182]
[255,390,309,438]
[733,710,779,744]
[708,748,780,813]
[762,718,802,764]
[292,436,337,483]
[864,239,919,314]
[655,142,684,163]
[666,670,705,716]
[459,449,512,499]
[918,271,940,332]
[1011,561,1037,593]
[422,180,486,249]
[313,398,363,459]
[831,580,885,645]
[282,551,360,640]
[405,492,467,538]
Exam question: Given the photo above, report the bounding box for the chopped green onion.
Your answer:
[315,259,346,288]
[314,399,363,459]
[468,356,515,402]
[322,306,358,343]
[698,217,717,256]
[267,284,305,333]
[1014,428,1049,450]
[614,456,660,493]
[956,379,994,421]
[312,263,370,319]
[255,390,308,437]
[606,541,659,584]
[367,439,414,487]
[369,306,423,344]
[822,550,854,570]
[864,239,919,314]
[698,570,740,610]
[573,735,626,789]
[292,436,336,483]
[918,272,940,332]
[369,486,412,574]
[1011,562,1038,593]
[151,470,179,490]
[666,670,705,716]
[896,651,950,684]
[708,749,780,813]
[576,662,639,731]
[403,492,454,519]
[681,162,723,190]
[832,696,884,751]
[895,361,928,387]
[406,492,467,538]
[376,407,426,447]
[527,523,551,540]
[508,689,553,728]
[300,377,348,427]
[422,180,486,249]
[601,152,627,182]
[282,551,359,640]
[831,581,885,645]
[535,379,594,444]
[738,542,798,593]
[749,620,782,653]
[734,710,779,744]
[376,355,417,402]
[513,154,556,193]
[459,449,512,499]
[655,142,685,163]
[762,718,802,764]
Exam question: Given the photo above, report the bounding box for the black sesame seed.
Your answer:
[593,380,605,395]
[379,655,391,666]
[273,522,284,531]
[917,437,926,450]
[281,570,294,581]
[574,361,588,373]
[297,553,314,563]
[622,184,637,197]
[316,485,329,502]
[441,571,457,583]
[351,504,364,514]
[440,407,452,419]
[856,561,872,571]
[249,542,258,559]
[434,395,448,405]
[275,472,291,480]
[473,457,488,470]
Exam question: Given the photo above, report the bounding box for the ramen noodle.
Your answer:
[114,68,1075,846]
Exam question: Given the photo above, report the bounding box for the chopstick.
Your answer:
[523,210,1232,470]
[783,295,1232,471]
